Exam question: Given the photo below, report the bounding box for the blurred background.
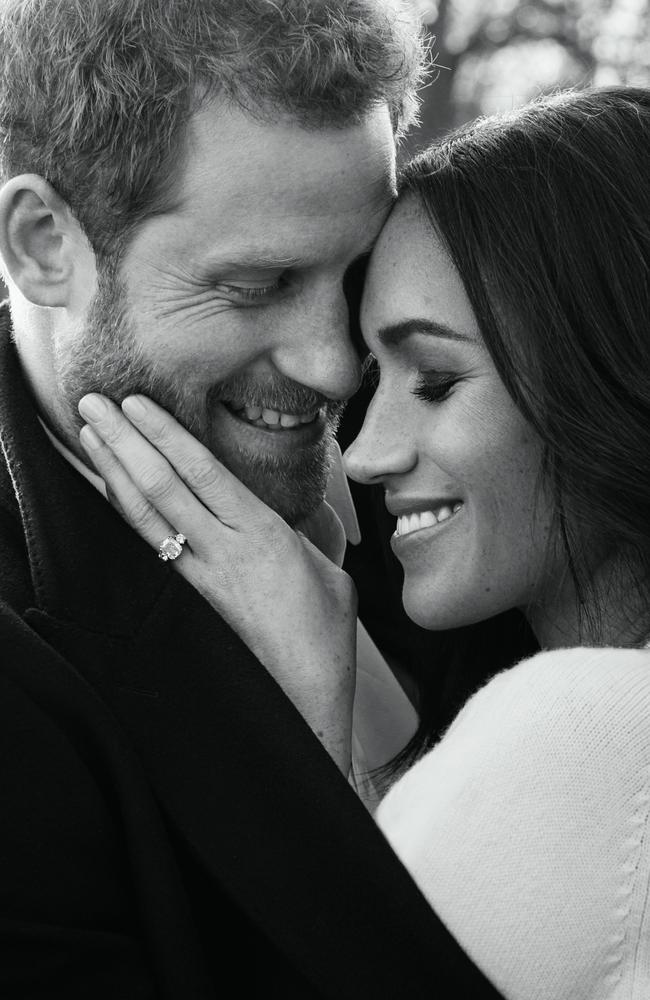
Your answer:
[404,0,650,155]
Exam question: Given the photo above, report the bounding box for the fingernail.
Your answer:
[79,394,108,421]
[79,424,102,450]
[122,395,147,420]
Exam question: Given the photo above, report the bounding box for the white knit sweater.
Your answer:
[376,647,650,1000]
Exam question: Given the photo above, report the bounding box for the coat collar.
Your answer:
[0,307,171,637]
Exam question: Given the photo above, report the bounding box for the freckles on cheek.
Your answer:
[461,435,540,529]
[492,450,545,531]
[467,392,543,508]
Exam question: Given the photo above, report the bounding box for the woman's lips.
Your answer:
[394,501,464,538]
[389,501,465,553]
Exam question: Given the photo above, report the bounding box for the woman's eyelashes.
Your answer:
[412,370,459,403]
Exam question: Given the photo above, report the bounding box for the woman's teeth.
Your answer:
[228,403,319,430]
[395,502,463,537]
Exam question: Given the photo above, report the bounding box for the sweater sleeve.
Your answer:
[376,647,650,1000]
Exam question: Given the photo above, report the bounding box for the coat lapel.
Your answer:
[0,311,503,998]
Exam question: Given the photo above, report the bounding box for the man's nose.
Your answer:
[343,386,417,486]
[270,286,362,401]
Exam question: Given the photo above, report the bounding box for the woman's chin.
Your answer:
[402,589,460,631]
[401,584,504,632]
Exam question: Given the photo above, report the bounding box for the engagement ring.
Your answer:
[158,533,187,561]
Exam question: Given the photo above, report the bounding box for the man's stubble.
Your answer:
[56,260,345,525]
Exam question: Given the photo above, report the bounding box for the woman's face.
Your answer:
[344,198,558,630]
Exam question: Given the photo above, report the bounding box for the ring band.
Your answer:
[158,532,187,561]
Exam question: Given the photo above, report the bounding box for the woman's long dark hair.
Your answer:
[388,87,650,772]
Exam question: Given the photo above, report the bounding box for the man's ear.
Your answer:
[0,174,92,307]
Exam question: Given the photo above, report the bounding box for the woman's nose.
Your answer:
[343,390,417,486]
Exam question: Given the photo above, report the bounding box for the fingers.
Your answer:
[77,391,282,553]
[78,394,217,552]
[119,395,273,529]
[78,423,181,557]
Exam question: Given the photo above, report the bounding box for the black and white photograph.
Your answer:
[1,1,649,997]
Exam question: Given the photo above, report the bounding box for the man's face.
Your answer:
[59,101,396,523]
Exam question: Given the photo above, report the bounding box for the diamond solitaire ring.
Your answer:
[158,532,187,561]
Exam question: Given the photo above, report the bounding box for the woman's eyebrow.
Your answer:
[376,318,474,346]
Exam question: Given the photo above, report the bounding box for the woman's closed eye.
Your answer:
[412,370,459,403]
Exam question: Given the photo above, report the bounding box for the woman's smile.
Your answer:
[388,497,464,538]
[390,501,465,552]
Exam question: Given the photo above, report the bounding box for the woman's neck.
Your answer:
[525,555,650,652]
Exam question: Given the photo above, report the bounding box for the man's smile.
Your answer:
[223,400,322,431]
[216,400,328,454]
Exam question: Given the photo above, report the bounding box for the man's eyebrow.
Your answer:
[210,252,302,270]
[376,318,474,346]
[209,241,378,272]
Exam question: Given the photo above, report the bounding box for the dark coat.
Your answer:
[0,311,502,999]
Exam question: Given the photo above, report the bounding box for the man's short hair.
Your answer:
[0,0,425,258]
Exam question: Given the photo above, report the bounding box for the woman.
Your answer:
[78,87,650,999]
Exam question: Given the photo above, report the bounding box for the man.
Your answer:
[0,2,502,997]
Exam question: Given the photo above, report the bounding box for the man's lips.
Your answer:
[223,400,321,431]
[217,401,326,450]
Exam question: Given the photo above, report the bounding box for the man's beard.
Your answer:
[56,262,345,525]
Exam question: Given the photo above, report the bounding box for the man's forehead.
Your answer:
[177,101,397,217]
[130,101,397,269]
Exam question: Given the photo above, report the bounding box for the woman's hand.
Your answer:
[77,392,357,773]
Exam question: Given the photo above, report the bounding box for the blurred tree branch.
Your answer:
[407,0,649,151]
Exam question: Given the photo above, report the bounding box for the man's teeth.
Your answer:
[395,503,463,537]
[230,403,319,429]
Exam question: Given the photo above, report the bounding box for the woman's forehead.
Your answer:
[361,197,479,343]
